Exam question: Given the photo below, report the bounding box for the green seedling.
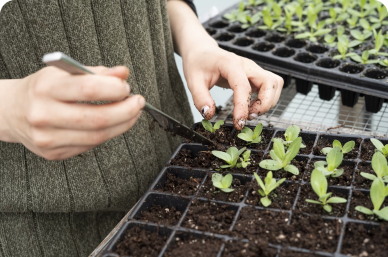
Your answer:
[321,140,355,155]
[346,14,359,29]
[223,2,250,23]
[335,0,351,14]
[305,169,347,212]
[359,18,381,32]
[259,137,302,175]
[202,119,224,133]
[350,29,372,46]
[314,147,344,177]
[275,125,306,149]
[241,12,262,29]
[351,51,380,65]
[278,5,301,34]
[324,34,337,47]
[370,2,388,25]
[325,7,349,25]
[347,0,376,18]
[212,147,247,169]
[253,171,286,207]
[247,0,265,6]
[258,8,283,31]
[355,178,388,221]
[369,29,386,55]
[379,59,388,67]
[360,152,388,182]
[237,150,251,168]
[295,19,330,42]
[238,123,263,145]
[212,173,234,193]
[324,27,345,48]
[332,41,356,60]
[370,138,388,158]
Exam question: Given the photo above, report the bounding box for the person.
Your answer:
[0,0,283,256]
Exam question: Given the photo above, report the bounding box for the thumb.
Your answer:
[188,78,216,120]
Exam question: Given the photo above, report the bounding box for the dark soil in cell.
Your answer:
[353,162,374,189]
[114,226,168,257]
[253,42,274,52]
[339,63,364,74]
[245,182,299,210]
[341,223,388,257]
[256,157,308,182]
[273,132,315,155]
[303,160,355,187]
[285,38,307,48]
[156,172,202,196]
[245,29,266,38]
[170,148,216,169]
[194,124,233,145]
[231,128,275,150]
[182,200,236,234]
[313,137,362,159]
[364,69,387,79]
[279,250,321,256]
[294,53,317,63]
[198,175,249,203]
[138,205,182,226]
[272,47,295,57]
[348,190,388,221]
[360,138,387,160]
[296,186,348,217]
[222,240,277,257]
[316,58,341,68]
[164,233,222,257]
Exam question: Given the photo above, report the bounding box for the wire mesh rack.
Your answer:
[212,80,388,137]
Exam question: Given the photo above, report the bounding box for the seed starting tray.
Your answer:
[202,3,388,113]
[100,123,388,257]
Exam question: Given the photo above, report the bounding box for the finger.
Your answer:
[29,95,145,130]
[248,78,278,120]
[98,66,130,81]
[271,75,283,108]
[187,75,216,120]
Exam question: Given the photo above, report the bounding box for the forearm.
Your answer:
[167,0,218,58]
[0,79,21,142]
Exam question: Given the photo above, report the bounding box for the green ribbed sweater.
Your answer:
[0,1,193,256]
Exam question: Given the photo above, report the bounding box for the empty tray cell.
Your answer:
[164,231,222,257]
[318,84,336,101]
[360,138,388,161]
[353,162,374,189]
[232,126,275,150]
[246,180,299,210]
[306,44,329,54]
[169,144,214,169]
[303,158,356,187]
[279,250,324,256]
[364,68,388,79]
[339,63,364,74]
[245,28,266,38]
[296,185,349,217]
[206,28,216,35]
[209,20,229,28]
[257,155,309,181]
[316,58,340,69]
[285,38,307,48]
[198,173,252,203]
[253,42,275,52]
[272,131,317,155]
[214,32,235,42]
[341,222,388,256]
[233,37,254,47]
[265,33,286,43]
[348,190,388,221]
[313,135,361,160]
[272,47,295,57]
[294,52,317,63]
[295,78,313,95]
[182,199,238,234]
[131,193,189,226]
[153,167,206,196]
[222,240,278,257]
[365,95,384,113]
[341,89,359,107]
[109,223,171,256]
[227,25,246,33]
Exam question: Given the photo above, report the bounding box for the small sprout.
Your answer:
[379,59,388,67]
[350,29,372,44]
[259,137,302,175]
[346,14,358,28]
[350,50,379,65]
[370,138,388,157]
[315,147,344,177]
[202,119,224,133]
[355,178,388,221]
[325,7,349,25]
[258,8,284,31]
[247,0,265,7]
[212,147,246,169]
[359,18,381,32]
[253,171,286,207]
[361,152,388,182]
[347,0,377,18]
[241,12,262,29]
[238,123,263,145]
[305,169,347,213]
[321,140,355,155]
[237,150,251,168]
[212,173,234,193]
[275,125,306,149]
[370,2,388,25]
[369,29,385,54]
[223,2,249,23]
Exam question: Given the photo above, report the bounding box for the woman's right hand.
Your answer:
[0,66,145,160]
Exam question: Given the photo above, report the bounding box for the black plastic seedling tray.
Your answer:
[100,123,388,257]
[202,3,388,113]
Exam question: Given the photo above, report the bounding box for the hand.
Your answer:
[182,45,283,130]
[0,66,145,160]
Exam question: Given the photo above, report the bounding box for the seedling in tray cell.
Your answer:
[247,0,265,7]
[212,173,234,193]
[379,59,388,67]
[202,119,224,133]
[259,137,302,175]
[370,138,388,158]
[324,26,346,47]
[306,169,347,213]
[368,29,388,56]
[241,12,262,29]
[223,2,250,23]
[275,125,306,149]
[333,41,356,60]
[258,7,283,31]
[295,5,330,42]
[355,178,388,221]
[325,7,349,25]
[359,18,381,32]
[315,147,344,177]
[237,150,251,168]
[238,123,263,145]
[347,0,377,18]
[253,171,286,207]
[350,51,380,65]
[361,152,388,182]
[321,139,355,155]
[346,14,359,29]
[370,2,388,25]
[212,147,247,169]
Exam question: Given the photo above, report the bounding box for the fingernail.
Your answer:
[201,106,210,118]
[238,119,246,129]
[138,96,145,108]
[249,113,258,120]
[126,83,130,93]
